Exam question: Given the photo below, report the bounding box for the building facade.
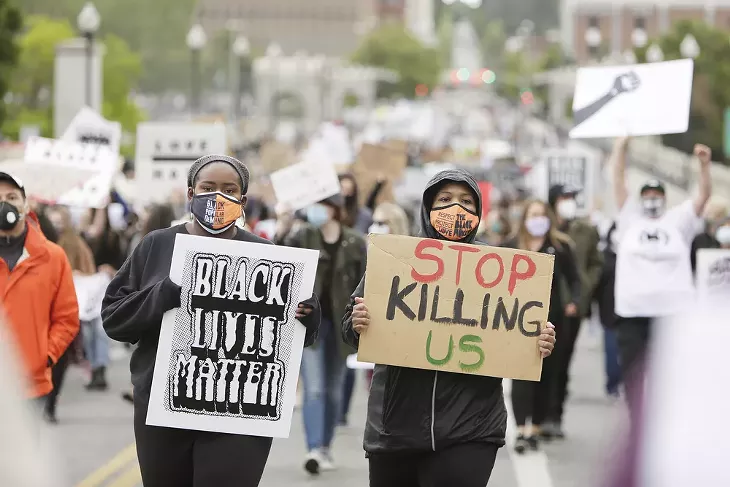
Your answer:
[561,0,730,62]
[195,0,408,57]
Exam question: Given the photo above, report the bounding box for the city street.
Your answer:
[44,321,625,487]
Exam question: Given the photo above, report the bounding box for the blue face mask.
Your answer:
[306,204,330,228]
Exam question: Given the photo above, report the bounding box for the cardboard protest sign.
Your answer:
[0,159,96,204]
[135,122,227,203]
[147,234,319,437]
[22,136,117,207]
[695,249,730,309]
[269,159,341,211]
[259,141,296,174]
[570,59,694,139]
[62,107,122,155]
[357,235,554,381]
[73,272,112,321]
[352,142,408,206]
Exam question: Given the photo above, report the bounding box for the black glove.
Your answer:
[161,277,182,312]
[47,357,53,367]
[298,294,321,347]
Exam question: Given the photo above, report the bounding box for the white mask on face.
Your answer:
[716,225,730,245]
[556,199,578,220]
[642,197,665,218]
[369,222,390,234]
[525,216,550,237]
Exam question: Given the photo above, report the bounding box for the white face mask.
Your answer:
[642,197,665,218]
[716,225,730,245]
[369,222,390,234]
[556,199,578,220]
[525,216,550,237]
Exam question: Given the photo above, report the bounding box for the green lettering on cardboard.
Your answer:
[458,335,485,372]
[426,331,453,366]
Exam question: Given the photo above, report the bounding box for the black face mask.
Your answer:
[0,202,20,231]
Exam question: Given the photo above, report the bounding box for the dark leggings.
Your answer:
[369,442,499,487]
[511,313,565,427]
[615,316,653,424]
[134,402,273,487]
[46,349,71,414]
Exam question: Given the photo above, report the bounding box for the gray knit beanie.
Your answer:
[187,154,250,194]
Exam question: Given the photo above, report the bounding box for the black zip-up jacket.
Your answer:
[102,224,321,405]
[342,169,507,454]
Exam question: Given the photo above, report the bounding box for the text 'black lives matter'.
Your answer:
[171,253,293,419]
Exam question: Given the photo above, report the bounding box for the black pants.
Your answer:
[615,316,652,423]
[134,401,273,487]
[554,316,581,423]
[511,313,565,427]
[46,349,70,415]
[368,442,499,487]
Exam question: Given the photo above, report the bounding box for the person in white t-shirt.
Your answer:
[611,136,712,419]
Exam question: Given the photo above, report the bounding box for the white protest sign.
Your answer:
[74,272,112,321]
[135,122,227,203]
[695,249,730,309]
[22,136,117,207]
[536,148,599,214]
[269,160,341,212]
[570,59,694,139]
[147,234,319,437]
[62,107,122,156]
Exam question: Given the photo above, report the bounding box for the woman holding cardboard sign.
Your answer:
[503,199,581,453]
[342,169,556,487]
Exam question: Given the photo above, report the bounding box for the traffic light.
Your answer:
[481,69,496,84]
[415,84,429,97]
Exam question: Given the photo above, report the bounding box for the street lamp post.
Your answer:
[585,26,602,59]
[186,24,207,116]
[232,35,250,120]
[680,33,700,59]
[646,43,664,63]
[77,2,100,109]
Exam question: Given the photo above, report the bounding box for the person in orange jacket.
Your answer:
[0,172,80,404]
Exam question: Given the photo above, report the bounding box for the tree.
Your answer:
[0,0,21,129]
[352,25,442,99]
[3,15,144,139]
[634,20,730,161]
[435,8,454,69]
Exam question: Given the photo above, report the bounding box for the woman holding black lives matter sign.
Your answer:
[342,169,557,487]
[503,199,581,454]
[102,155,322,487]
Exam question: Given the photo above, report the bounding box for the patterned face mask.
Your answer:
[191,192,242,234]
[429,203,480,241]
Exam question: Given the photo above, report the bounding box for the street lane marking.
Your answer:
[503,379,555,487]
[107,464,142,487]
[75,443,137,487]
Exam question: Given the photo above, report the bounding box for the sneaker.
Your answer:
[320,452,336,472]
[540,422,561,441]
[514,434,529,454]
[526,435,539,451]
[304,450,323,475]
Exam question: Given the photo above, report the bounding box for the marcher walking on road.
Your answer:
[0,172,80,407]
[342,169,556,487]
[611,137,711,421]
[276,194,367,475]
[44,205,97,422]
[504,198,581,453]
[102,155,322,487]
[546,184,603,439]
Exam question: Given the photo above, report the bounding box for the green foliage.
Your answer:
[634,20,730,160]
[481,21,506,69]
[18,0,197,92]
[351,25,442,99]
[436,8,453,68]
[0,0,22,129]
[3,14,144,139]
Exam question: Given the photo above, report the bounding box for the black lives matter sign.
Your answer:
[546,154,587,209]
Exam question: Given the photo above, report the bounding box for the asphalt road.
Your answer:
[40,319,625,487]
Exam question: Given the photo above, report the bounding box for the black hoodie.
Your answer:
[342,169,506,454]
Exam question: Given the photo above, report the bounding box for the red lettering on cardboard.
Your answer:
[448,244,480,286]
[508,254,536,295]
[475,253,504,288]
[411,239,445,283]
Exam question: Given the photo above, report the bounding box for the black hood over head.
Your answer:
[419,168,482,243]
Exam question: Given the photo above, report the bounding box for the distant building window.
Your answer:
[634,17,646,29]
[588,16,599,28]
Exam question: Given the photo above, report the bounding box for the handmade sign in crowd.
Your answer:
[147,234,319,437]
[357,234,555,381]
[695,249,730,309]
